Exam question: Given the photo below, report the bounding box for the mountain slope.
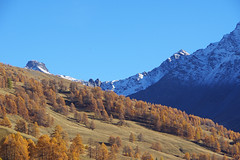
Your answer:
[101,49,190,96]
[1,62,234,160]
[130,22,240,131]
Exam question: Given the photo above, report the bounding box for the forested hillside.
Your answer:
[0,62,239,160]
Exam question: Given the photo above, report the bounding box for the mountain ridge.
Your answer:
[130,21,240,131]
[25,49,190,96]
[100,49,190,95]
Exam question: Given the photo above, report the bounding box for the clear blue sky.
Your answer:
[0,1,240,81]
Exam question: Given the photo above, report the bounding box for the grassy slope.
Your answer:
[0,67,231,160]
[0,126,37,142]
[44,106,226,160]
[2,111,227,160]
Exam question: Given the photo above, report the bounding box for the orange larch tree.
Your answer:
[68,134,84,159]
[0,133,29,160]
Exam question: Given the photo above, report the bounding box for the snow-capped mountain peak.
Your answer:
[168,49,189,62]
[100,49,190,95]
[25,60,50,74]
[167,22,240,85]
[130,22,240,131]
[101,21,240,96]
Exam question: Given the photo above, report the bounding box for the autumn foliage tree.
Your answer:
[15,119,28,134]
[68,134,84,160]
[222,155,229,160]
[150,142,161,152]
[141,152,154,160]
[51,125,69,142]
[102,109,110,122]
[110,114,113,123]
[74,112,82,123]
[129,132,136,143]
[115,136,122,148]
[138,133,144,142]
[28,139,36,160]
[35,135,52,159]
[109,145,117,160]
[31,122,40,138]
[183,152,190,160]
[87,138,94,159]
[89,120,96,130]
[97,143,109,160]
[36,126,68,160]
[111,143,119,154]
[195,127,203,142]
[134,146,141,159]
[82,113,89,127]
[123,145,134,157]
[198,153,210,160]
[70,103,76,113]
[192,153,198,160]
[108,136,116,146]
[0,116,12,128]
[0,133,29,160]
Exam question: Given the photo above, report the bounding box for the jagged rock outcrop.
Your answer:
[25,60,50,74]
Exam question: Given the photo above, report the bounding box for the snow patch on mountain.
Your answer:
[58,75,79,81]
[54,49,189,95]
[167,22,240,86]
[100,49,190,95]
[59,74,103,88]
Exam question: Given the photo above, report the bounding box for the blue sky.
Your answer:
[0,1,240,81]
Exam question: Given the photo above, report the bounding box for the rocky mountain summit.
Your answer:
[25,60,50,74]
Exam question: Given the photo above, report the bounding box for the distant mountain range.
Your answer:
[25,49,190,96]
[25,22,240,131]
[100,49,190,95]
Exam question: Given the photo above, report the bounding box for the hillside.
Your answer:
[0,62,239,160]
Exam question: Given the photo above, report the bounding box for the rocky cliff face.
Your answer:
[25,60,50,74]
[168,22,240,86]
